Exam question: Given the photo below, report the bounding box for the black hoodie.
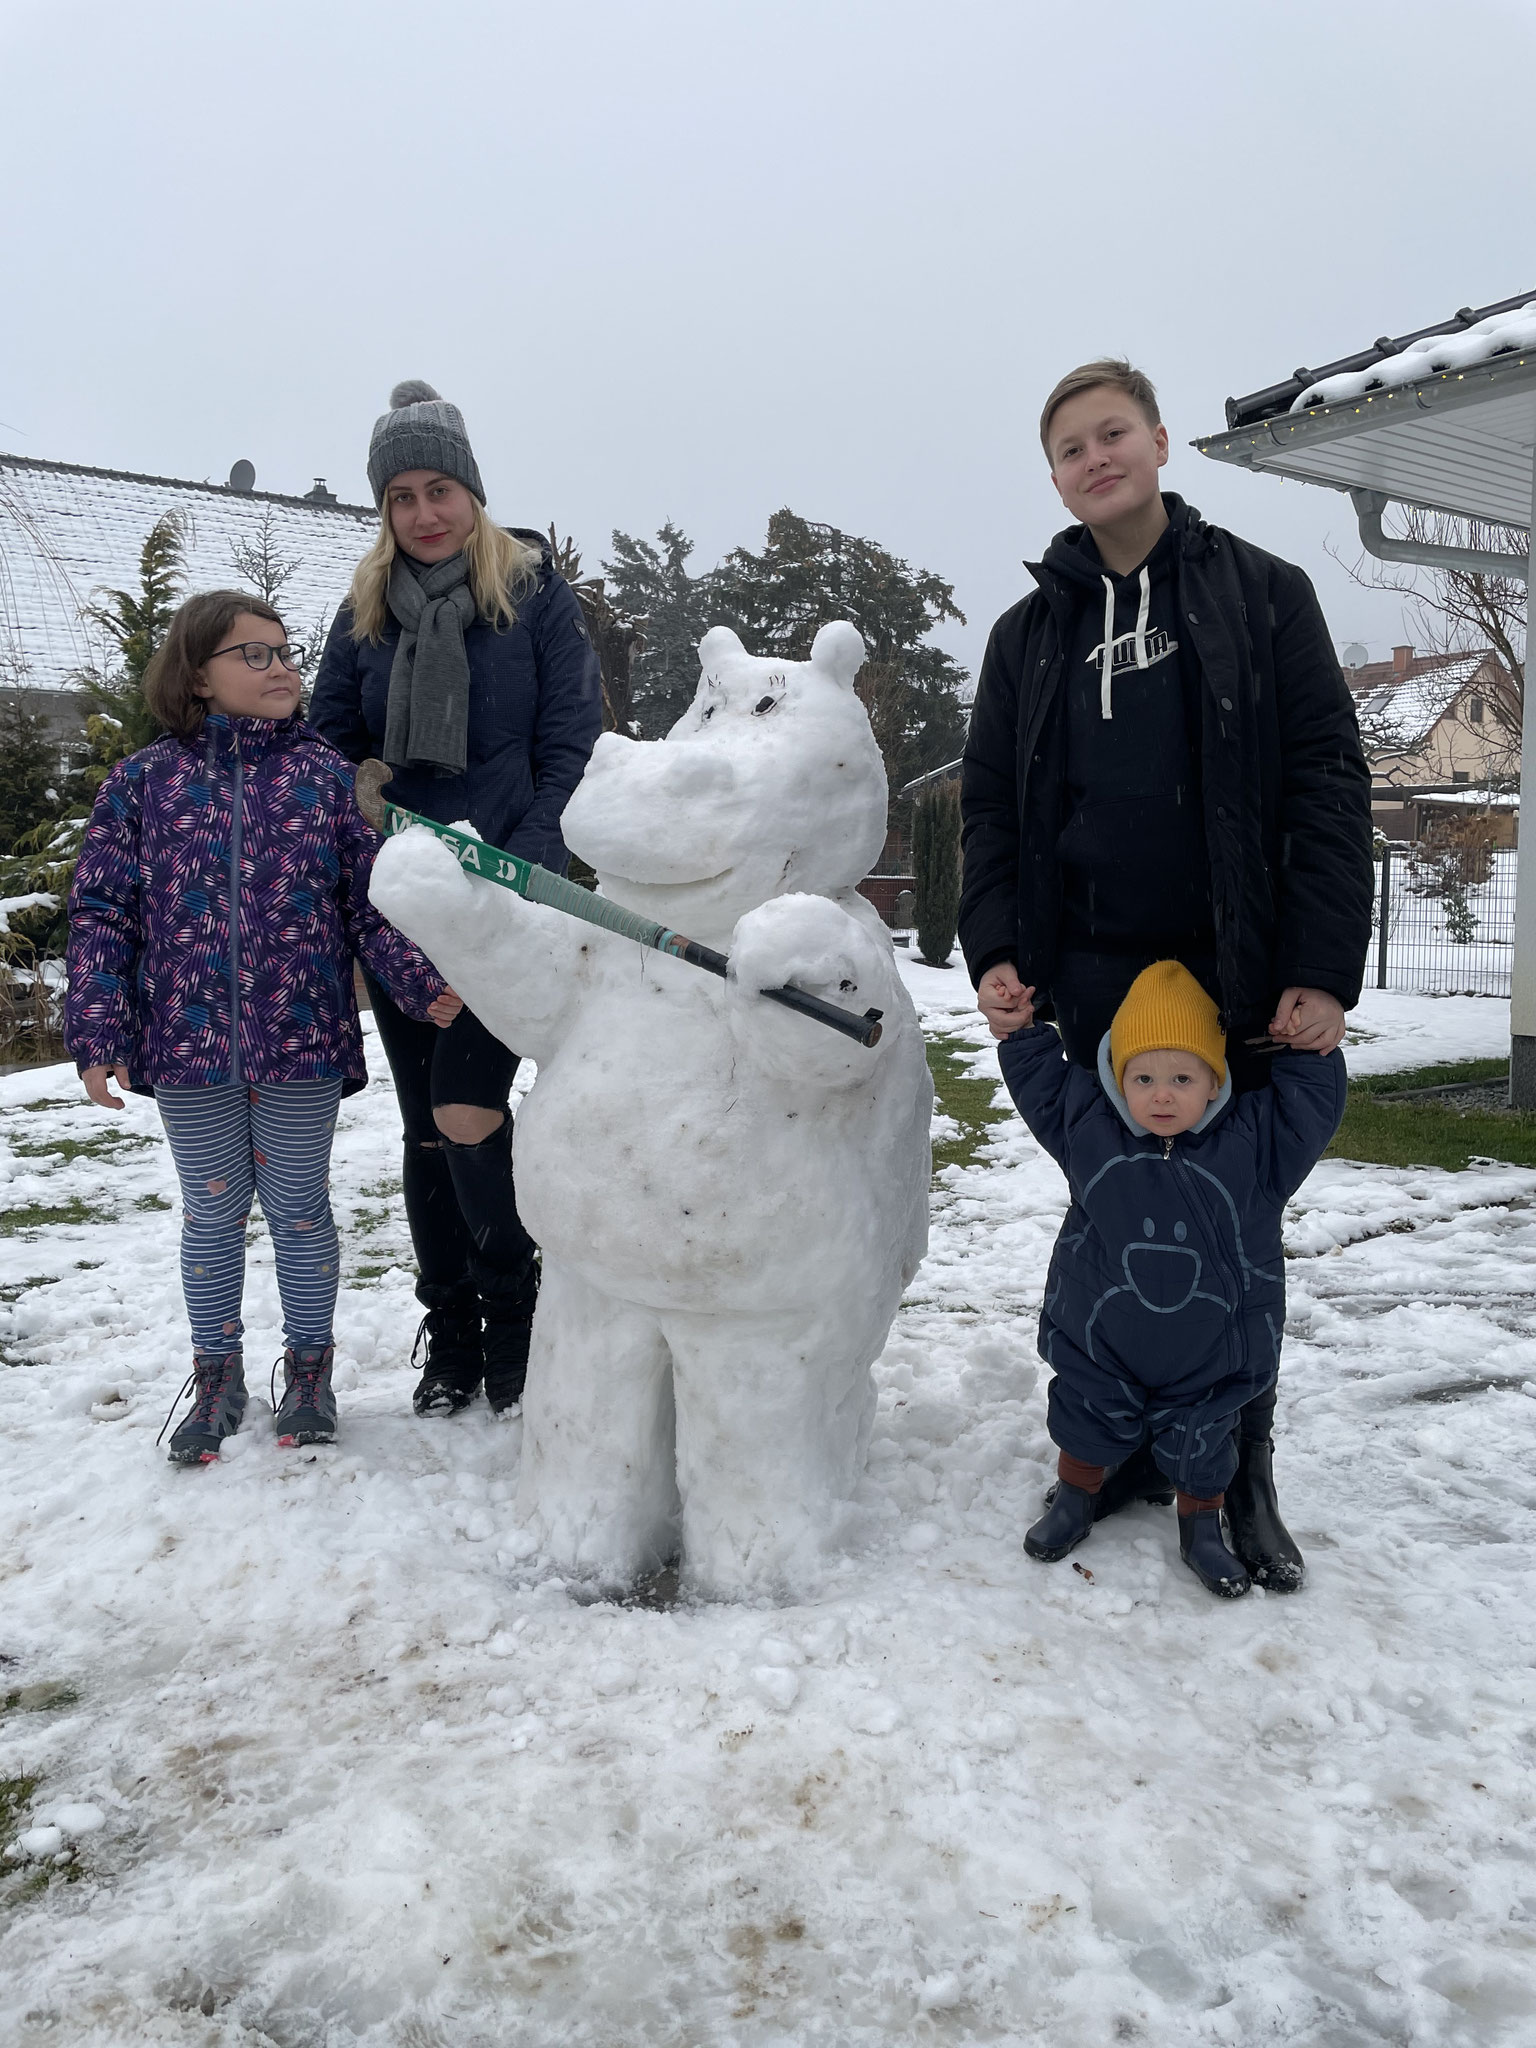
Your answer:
[1046,509,1213,953]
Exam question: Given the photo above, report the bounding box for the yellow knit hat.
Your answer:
[1110,961,1226,1090]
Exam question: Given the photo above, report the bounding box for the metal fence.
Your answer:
[1373,844,1518,996]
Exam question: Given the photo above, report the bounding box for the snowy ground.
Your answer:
[1,965,1533,2046]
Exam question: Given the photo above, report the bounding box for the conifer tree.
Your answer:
[603,521,714,737]
[912,781,961,967]
[711,510,969,803]
[75,509,186,788]
[0,676,58,852]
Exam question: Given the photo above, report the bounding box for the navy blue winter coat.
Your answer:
[309,531,603,868]
[999,1023,1346,1404]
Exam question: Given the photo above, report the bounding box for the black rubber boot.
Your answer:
[163,1350,247,1465]
[1225,1437,1305,1592]
[1044,1440,1173,1521]
[274,1345,337,1447]
[411,1306,483,1416]
[1024,1481,1098,1562]
[1178,1509,1251,1598]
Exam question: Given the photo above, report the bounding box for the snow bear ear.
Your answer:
[697,626,746,668]
[810,621,866,689]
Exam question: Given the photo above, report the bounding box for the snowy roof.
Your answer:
[1194,290,1536,528]
[0,453,376,689]
[1291,302,1536,414]
[1354,652,1489,748]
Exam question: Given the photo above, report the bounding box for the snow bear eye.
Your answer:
[752,694,781,716]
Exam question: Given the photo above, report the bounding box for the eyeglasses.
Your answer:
[209,640,308,673]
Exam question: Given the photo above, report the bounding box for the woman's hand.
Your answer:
[82,1063,131,1109]
[978,963,1036,1040]
[428,987,465,1028]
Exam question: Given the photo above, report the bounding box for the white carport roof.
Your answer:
[1192,289,1536,1101]
[1194,345,1536,527]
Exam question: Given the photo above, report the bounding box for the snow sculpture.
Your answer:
[369,622,931,1595]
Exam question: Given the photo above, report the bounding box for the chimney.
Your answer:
[303,478,338,505]
[1392,644,1414,677]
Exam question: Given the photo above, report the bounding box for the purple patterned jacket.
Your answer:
[64,712,445,1096]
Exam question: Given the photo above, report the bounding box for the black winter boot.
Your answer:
[411,1306,483,1416]
[1178,1508,1251,1598]
[482,1314,532,1414]
[163,1350,247,1465]
[1225,1437,1305,1592]
[274,1345,337,1446]
[1024,1482,1099,1562]
[1043,1441,1174,1521]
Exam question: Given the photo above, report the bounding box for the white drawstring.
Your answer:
[1099,565,1155,718]
[1100,577,1115,719]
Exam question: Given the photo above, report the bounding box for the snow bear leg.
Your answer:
[516,1260,680,1581]
[665,1312,877,1597]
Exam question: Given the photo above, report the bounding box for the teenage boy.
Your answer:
[959,359,1372,1591]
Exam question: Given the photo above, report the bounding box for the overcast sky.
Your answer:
[3,0,1533,679]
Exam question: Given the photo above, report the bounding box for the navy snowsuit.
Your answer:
[998,1023,1346,1495]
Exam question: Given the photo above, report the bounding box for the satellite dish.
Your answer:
[1342,642,1369,669]
[228,459,256,492]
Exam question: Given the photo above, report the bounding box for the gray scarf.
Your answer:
[383,551,477,775]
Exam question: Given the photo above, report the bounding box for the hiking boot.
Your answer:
[1024,1481,1098,1562]
[411,1307,483,1416]
[163,1350,247,1465]
[1178,1509,1251,1598]
[482,1314,532,1414]
[1225,1437,1305,1591]
[274,1344,337,1446]
[1043,1441,1174,1521]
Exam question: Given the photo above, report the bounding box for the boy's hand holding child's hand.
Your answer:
[977,963,1035,1039]
[428,987,465,1028]
[82,1063,131,1109]
[1266,985,1346,1054]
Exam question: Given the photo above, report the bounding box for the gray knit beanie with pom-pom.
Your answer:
[367,380,485,507]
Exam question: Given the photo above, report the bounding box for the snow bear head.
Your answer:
[561,621,888,946]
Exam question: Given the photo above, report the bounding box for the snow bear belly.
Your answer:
[511,1002,911,1319]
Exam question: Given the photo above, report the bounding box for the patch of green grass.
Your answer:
[1,1682,78,1718]
[10,1131,154,1163]
[351,1264,392,1282]
[0,1276,57,1304]
[0,1775,37,1834]
[0,1198,113,1235]
[1328,1057,1536,1172]
[1357,1057,1510,1097]
[926,1031,1011,1176]
[135,1193,172,1212]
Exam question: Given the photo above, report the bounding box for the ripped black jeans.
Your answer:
[364,976,539,1323]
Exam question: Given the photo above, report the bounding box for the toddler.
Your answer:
[998,961,1345,1596]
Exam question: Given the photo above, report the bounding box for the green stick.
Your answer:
[356,762,883,1047]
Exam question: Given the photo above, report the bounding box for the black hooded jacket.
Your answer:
[958,497,1373,1032]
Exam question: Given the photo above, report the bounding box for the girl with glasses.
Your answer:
[64,588,461,1464]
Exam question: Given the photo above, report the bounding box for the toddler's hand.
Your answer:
[977,963,1036,1039]
[428,987,465,1028]
[82,1063,130,1109]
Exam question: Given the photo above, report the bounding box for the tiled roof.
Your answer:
[1293,301,1536,413]
[0,454,376,688]
[1353,652,1490,748]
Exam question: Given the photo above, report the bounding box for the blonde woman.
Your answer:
[311,382,602,1419]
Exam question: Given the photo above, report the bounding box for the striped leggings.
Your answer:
[155,1079,343,1353]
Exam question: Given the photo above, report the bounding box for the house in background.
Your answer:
[1342,642,1521,844]
[0,451,377,771]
